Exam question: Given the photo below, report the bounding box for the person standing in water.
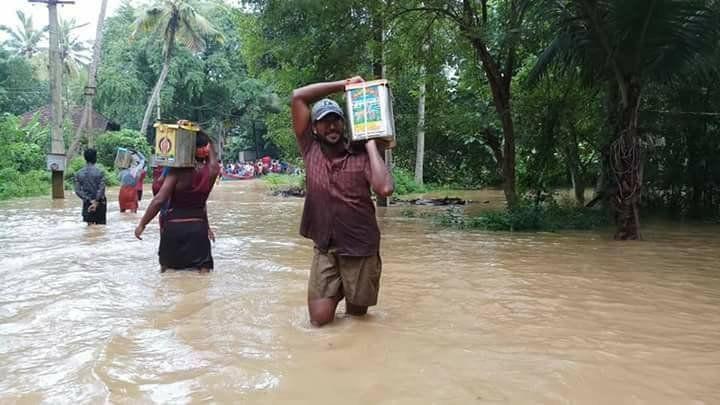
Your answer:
[291,77,394,326]
[135,124,220,272]
[118,151,145,213]
[73,148,107,225]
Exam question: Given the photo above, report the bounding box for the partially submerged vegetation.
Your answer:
[434,202,608,232]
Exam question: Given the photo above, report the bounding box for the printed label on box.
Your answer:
[349,85,384,135]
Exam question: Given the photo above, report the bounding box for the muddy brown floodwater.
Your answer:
[1,180,719,404]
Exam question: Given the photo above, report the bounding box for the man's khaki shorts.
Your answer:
[308,247,382,306]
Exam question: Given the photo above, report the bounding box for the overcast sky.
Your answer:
[1,0,245,45]
[0,0,132,43]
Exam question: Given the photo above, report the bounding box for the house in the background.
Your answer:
[20,105,120,132]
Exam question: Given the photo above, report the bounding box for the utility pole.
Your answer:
[372,5,392,207]
[30,0,75,199]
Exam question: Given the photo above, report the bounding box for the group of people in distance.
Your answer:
[221,157,295,178]
[73,77,395,326]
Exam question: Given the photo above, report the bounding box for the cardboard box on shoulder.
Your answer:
[153,121,199,167]
[345,79,396,146]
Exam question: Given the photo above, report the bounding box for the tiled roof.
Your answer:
[20,105,115,131]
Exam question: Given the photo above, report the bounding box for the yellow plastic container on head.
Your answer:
[345,79,396,145]
[153,121,199,167]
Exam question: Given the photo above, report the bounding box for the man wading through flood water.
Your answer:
[292,77,394,326]
[73,148,107,225]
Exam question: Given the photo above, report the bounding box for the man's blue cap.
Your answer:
[311,98,345,122]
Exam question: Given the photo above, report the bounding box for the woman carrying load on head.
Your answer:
[134,122,220,272]
[118,151,145,213]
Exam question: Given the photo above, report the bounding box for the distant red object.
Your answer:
[221,172,254,180]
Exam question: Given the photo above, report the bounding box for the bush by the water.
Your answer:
[95,129,152,168]
[262,173,305,196]
[437,200,608,231]
[0,168,49,200]
[263,173,304,188]
[0,115,51,199]
[0,115,141,199]
[392,167,427,195]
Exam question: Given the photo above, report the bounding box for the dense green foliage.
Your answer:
[392,167,427,195]
[0,115,49,199]
[94,129,152,168]
[95,2,279,153]
[0,49,48,116]
[1,0,718,234]
[0,115,120,200]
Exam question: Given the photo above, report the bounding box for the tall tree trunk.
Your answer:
[140,33,175,136]
[67,0,108,160]
[563,125,585,206]
[611,82,643,240]
[253,120,258,157]
[579,0,645,238]
[568,164,585,205]
[594,82,619,208]
[566,143,585,206]
[218,123,225,162]
[421,1,521,206]
[372,4,390,206]
[414,64,426,185]
[499,104,517,206]
[482,128,504,179]
[140,58,171,136]
[469,38,517,207]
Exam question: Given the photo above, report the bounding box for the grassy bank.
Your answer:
[261,173,305,196]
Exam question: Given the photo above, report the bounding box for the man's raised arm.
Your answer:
[291,77,364,138]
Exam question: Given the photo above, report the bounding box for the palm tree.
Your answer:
[58,18,91,77]
[32,18,91,79]
[0,10,48,58]
[67,0,109,161]
[132,0,221,135]
[531,0,716,239]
